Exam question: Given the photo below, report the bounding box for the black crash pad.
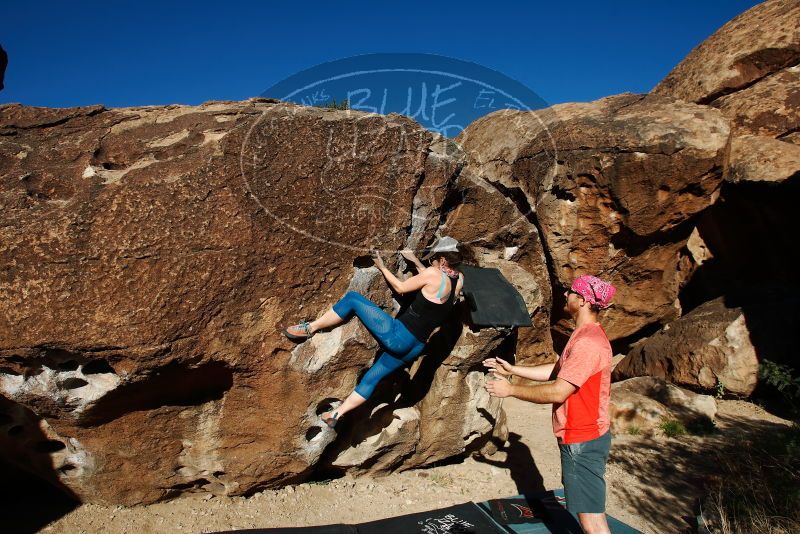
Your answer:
[214,502,504,533]
[213,491,642,533]
[460,265,532,328]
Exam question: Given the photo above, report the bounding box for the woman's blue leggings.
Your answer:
[332,291,425,399]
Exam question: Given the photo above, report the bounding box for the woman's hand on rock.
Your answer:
[371,249,386,270]
[400,249,418,262]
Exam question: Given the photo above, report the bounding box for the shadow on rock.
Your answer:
[0,395,80,533]
[0,459,79,533]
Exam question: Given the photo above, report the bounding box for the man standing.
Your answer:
[484,274,616,534]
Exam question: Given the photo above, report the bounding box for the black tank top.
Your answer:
[398,272,461,342]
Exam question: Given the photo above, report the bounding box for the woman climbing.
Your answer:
[283,236,465,428]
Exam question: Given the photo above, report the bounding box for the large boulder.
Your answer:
[652,2,800,315]
[652,0,800,106]
[0,100,504,505]
[653,2,800,307]
[613,297,762,396]
[610,377,717,436]
[456,94,730,340]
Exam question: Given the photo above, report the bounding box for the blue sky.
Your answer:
[1,0,761,111]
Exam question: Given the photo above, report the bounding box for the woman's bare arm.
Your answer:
[373,251,436,294]
[401,249,426,271]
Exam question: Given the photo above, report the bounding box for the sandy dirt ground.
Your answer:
[8,397,791,534]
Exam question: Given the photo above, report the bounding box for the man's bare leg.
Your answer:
[577,513,610,534]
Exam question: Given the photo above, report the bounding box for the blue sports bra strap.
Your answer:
[435,271,447,300]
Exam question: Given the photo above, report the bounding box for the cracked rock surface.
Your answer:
[455,93,730,340]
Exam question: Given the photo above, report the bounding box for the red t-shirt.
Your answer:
[552,322,612,444]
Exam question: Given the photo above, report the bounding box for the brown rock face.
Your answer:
[727,135,800,183]
[651,1,800,314]
[326,324,509,473]
[613,297,760,396]
[438,168,554,364]
[713,57,800,186]
[653,1,800,307]
[610,377,716,436]
[714,67,800,141]
[456,94,730,340]
[653,0,800,186]
[652,0,800,106]
[0,100,508,505]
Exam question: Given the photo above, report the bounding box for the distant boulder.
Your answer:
[610,377,717,436]
[613,296,772,396]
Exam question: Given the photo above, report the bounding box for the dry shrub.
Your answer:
[700,424,800,533]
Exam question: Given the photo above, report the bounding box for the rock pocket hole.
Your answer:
[82,359,116,375]
[305,427,323,442]
[59,378,89,390]
[7,425,24,437]
[169,478,210,491]
[80,360,233,426]
[33,440,66,453]
[58,360,80,371]
[58,464,77,475]
[101,161,126,171]
[315,398,341,416]
[352,255,374,268]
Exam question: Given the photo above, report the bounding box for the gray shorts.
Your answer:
[559,431,611,514]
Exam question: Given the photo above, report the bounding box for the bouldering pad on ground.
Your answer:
[214,489,642,533]
[478,490,642,533]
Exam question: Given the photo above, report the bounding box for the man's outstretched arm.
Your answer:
[484,357,557,382]
[485,375,577,404]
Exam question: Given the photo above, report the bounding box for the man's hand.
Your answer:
[483,357,516,377]
[485,373,514,398]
